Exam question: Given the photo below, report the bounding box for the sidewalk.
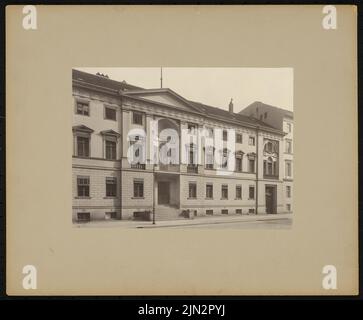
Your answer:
[75,212,293,228]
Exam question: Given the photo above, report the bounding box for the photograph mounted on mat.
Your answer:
[5,5,357,296]
[72,67,294,229]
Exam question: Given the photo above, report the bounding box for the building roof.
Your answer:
[188,100,276,129]
[72,69,284,134]
[240,101,293,119]
[72,69,143,92]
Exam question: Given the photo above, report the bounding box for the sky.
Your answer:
[76,67,293,113]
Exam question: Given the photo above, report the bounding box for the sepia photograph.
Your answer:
[5,5,358,297]
[72,68,294,229]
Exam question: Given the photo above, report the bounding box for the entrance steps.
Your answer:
[155,205,183,221]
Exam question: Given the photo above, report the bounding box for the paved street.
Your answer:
[161,218,292,229]
[76,214,293,229]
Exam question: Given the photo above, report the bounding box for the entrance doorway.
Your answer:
[265,185,277,214]
[158,181,170,204]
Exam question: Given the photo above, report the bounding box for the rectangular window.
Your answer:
[189,149,195,165]
[133,112,143,125]
[76,101,89,116]
[236,209,242,215]
[205,152,214,169]
[235,157,242,172]
[77,212,90,222]
[222,151,228,169]
[105,106,116,120]
[286,123,292,133]
[286,186,291,198]
[249,186,255,200]
[264,112,268,119]
[248,208,255,214]
[189,183,197,199]
[206,209,213,215]
[236,185,242,199]
[206,184,213,199]
[77,176,90,197]
[221,185,228,199]
[236,133,242,143]
[248,159,255,173]
[223,130,228,141]
[133,179,144,198]
[105,140,117,160]
[133,211,149,221]
[286,161,292,177]
[105,212,117,220]
[286,204,291,211]
[221,209,228,215]
[248,136,255,146]
[106,177,117,197]
[285,140,292,154]
[77,136,90,157]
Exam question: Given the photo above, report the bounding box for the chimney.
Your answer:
[229,98,234,113]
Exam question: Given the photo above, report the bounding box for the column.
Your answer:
[145,114,154,170]
[197,124,204,175]
[256,133,264,180]
[180,121,188,173]
[278,138,284,181]
[121,109,131,168]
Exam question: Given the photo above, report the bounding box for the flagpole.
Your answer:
[160,67,163,88]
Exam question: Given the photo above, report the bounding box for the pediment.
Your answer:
[72,125,94,133]
[100,129,120,137]
[123,89,203,113]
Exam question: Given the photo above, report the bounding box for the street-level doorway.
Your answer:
[265,185,277,214]
[158,181,170,204]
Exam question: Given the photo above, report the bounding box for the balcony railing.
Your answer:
[158,164,180,172]
[263,173,279,179]
[187,165,198,174]
[131,163,146,170]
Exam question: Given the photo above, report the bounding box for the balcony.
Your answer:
[187,164,198,174]
[263,173,279,180]
[158,164,180,172]
[131,163,146,170]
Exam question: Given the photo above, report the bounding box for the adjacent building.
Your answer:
[72,69,292,222]
[239,101,293,213]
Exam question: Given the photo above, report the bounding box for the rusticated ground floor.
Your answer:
[72,166,291,223]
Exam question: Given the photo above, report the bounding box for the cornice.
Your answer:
[73,79,286,137]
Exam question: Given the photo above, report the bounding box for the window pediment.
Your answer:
[100,129,120,137]
[247,152,256,159]
[234,150,244,158]
[72,125,94,133]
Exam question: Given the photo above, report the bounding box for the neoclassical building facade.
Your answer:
[72,69,291,222]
